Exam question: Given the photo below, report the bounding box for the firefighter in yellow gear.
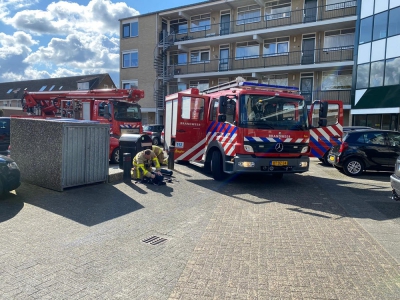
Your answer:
[131,149,162,180]
[152,145,168,165]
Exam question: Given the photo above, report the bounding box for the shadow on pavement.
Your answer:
[14,182,144,227]
[0,192,24,223]
[185,164,399,221]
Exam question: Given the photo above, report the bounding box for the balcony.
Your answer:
[161,1,356,44]
[171,47,354,76]
[307,90,351,106]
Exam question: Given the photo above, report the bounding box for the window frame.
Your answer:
[264,0,291,21]
[324,28,355,50]
[237,5,261,25]
[122,80,138,89]
[122,50,138,68]
[236,41,260,60]
[326,0,357,11]
[321,70,352,90]
[190,14,211,33]
[122,20,138,38]
[263,37,289,57]
[190,49,210,64]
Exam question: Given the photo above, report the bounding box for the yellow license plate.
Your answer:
[271,161,288,166]
[329,155,335,161]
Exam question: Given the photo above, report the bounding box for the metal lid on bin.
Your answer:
[119,134,142,142]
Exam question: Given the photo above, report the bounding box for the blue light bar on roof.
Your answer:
[238,81,299,91]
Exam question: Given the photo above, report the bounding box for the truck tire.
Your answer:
[0,179,4,196]
[110,148,120,164]
[211,151,225,181]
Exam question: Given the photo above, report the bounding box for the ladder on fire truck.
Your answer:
[201,77,300,94]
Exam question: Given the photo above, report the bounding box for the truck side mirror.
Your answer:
[219,96,228,114]
[318,101,328,127]
[217,114,226,123]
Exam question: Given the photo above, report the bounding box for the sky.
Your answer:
[0,0,202,86]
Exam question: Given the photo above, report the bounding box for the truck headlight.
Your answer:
[7,162,19,170]
[244,145,254,153]
[238,162,255,168]
[301,146,309,153]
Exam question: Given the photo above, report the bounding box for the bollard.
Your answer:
[123,153,132,182]
[168,145,175,170]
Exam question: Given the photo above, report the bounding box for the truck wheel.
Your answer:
[0,180,4,196]
[343,158,364,176]
[204,161,211,173]
[211,151,225,181]
[152,137,160,146]
[110,148,120,164]
[321,151,331,166]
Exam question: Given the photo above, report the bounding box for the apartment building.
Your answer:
[120,0,358,125]
[352,0,400,130]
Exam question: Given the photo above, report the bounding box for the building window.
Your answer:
[123,20,138,38]
[39,85,47,91]
[218,78,229,85]
[373,11,388,41]
[6,89,12,93]
[262,74,288,86]
[236,41,259,59]
[384,57,400,86]
[49,85,55,91]
[389,7,400,37]
[178,82,187,91]
[170,52,187,65]
[265,0,291,20]
[326,0,357,10]
[324,28,355,49]
[356,63,370,89]
[170,19,188,34]
[369,60,384,87]
[122,80,138,89]
[190,80,209,91]
[359,16,373,44]
[190,14,211,32]
[263,37,289,56]
[122,50,138,68]
[77,82,89,90]
[322,70,352,90]
[237,5,261,25]
[190,49,210,63]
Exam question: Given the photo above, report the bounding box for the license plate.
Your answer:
[329,155,335,162]
[271,161,288,166]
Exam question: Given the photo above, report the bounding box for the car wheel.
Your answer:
[343,158,364,176]
[211,151,225,181]
[0,179,4,195]
[321,151,331,166]
[152,137,160,146]
[110,147,120,164]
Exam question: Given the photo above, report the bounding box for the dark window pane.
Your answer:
[356,63,370,89]
[373,11,388,40]
[359,17,372,44]
[389,7,400,37]
[123,24,130,38]
[369,60,384,87]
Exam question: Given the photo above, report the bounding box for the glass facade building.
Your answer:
[353,0,400,130]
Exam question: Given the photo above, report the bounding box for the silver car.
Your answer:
[142,124,164,145]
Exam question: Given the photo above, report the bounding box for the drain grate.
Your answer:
[142,236,167,245]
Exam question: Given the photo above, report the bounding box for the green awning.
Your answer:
[354,85,400,109]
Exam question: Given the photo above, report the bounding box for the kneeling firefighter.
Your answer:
[131,149,163,183]
[152,145,168,165]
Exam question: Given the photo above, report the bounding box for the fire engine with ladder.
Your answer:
[19,88,145,163]
[164,80,343,180]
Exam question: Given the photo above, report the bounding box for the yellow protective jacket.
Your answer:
[132,150,161,179]
[152,145,165,163]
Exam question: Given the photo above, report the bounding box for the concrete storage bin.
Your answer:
[10,118,110,191]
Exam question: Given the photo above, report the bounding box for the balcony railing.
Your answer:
[162,1,356,43]
[171,47,353,76]
[308,89,351,105]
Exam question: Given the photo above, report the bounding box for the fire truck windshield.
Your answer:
[239,94,309,130]
[113,102,141,122]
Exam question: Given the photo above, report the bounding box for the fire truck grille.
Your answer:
[247,142,308,154]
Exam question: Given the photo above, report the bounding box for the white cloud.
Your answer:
[0,31,38,59]
[6,0,139,36]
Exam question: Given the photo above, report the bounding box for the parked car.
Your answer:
[328,129,400,176]
[142,124,164,145]
[0,117,10,156]
[390,156,400,201]
[0,154,20,195]
[343,126,373,132]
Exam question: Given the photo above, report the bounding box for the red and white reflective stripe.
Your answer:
[174,137,207,161]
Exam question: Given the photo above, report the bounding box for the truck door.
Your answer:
[309,100,343,159]
[174,94,209,162]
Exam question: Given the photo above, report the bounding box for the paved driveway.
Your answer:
[1,159,399,299]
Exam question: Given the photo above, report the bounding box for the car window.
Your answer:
[0,120,10,130]
[387,132,400,146]
[359,132,386,145]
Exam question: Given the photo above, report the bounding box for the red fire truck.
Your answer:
[19,88,144,163]
[164,81,342,180]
